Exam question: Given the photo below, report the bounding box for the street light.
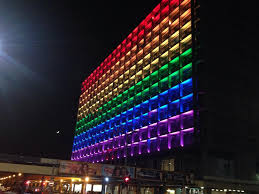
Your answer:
[104,177,109,182]
[25,180,31,185]
[123,176,130,183]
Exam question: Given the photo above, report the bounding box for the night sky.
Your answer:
[1,1,259,160]
[0,0,160,159]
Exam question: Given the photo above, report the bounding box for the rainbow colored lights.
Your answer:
[72,0,195,163]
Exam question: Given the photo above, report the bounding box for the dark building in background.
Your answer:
[71,0,258,189]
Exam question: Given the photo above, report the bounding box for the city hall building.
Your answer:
[71,0,258,190]
[72,0,196,167]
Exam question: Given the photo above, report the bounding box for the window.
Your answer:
[161,159,175,171]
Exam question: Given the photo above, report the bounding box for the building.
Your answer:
[72,0,196,167]
[71,0,258,192]
[0,154,198,193]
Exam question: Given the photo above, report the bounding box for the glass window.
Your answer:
[135,81,142,94]
[142,76,150,90]
[182,111,194,129]
[158,105,168,121]
[150,71,159,85]
[150,96,159,111]
[135,92,142,105]
[143,53,151,66]
[180,94,193,113]
[169,43,179,61]
[141,100,150,114]
[180,34,192,53]
[150,83,159,97]
[159,64,169,80]
[169,71,180,87]
[159,77,169,92]
[160,51,169,66]
[151,58,159,73]
[143,64,151,78]
[168,100,180,117]
[181,78,192,96]
[159,91,169,107]
[141,113,149,127]
[180,48,192,67]
[161,159,175,171]
[129,86,135,98]
[152,46,160,60]
[149,123,158,138]
[142,87,150,102]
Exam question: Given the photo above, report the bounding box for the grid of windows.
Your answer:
[72,0,195,163]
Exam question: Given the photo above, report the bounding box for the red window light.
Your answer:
[122,39,127,46]
[161,5,169,17]
[111,57,116,65]
[104,58,108,64]
[107,62,111,69]
[126,42,131,52]
[153,4,161,15]
[80,0,176,94]
[170,0,179,9]
[139,20,145,31]
[127,33,132,41]
[138,29,144,40]
[153,14,160,25]
[116,44,121,52]
[107,54,112,61]
[121,47,126,55]
[100,62,104,70]
[132,27,138,36]
[145,13,152,23]
[116,52,121,59]
[145,22,152,31]
[161,0,169,6]
[132,35,138,44]
[112,49,116,57]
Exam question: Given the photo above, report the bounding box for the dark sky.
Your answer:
[1,1,259,160]
[0,0,160,159]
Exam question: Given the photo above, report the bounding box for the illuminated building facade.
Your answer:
[71,0,199,164]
